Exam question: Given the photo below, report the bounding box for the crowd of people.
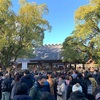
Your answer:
[0,68,100,100]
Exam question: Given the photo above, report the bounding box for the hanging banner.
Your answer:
[22,62,27,69]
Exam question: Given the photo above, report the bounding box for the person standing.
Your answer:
[1,73,12,100]
[57,75,66,100]
[29,76,46,100]
[20,70,34,90]
[0,73,3,99]
[68,83,88,100]
[13,83,31,100]
[10,74,21,100]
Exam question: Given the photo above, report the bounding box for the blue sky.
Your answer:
[12,0,89,44]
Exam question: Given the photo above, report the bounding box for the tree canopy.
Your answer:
[62,0,100,64]
[0,0,51,68]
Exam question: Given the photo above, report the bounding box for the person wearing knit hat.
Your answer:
[68,83,88,100]
[72,83,82,92]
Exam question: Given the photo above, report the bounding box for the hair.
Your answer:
[37,75,46,81]
[5,73,10,78]
[77,73,83,79]
[24,70,30,75]
[66,76,69,80]
[69,75,73,80]
[15,83,28,95]
[59,75,65,80]
[14,74,21,82]
[41,92,55,100]
[47,71,52,75]
[73,70,78,74]
[84,75,92,85]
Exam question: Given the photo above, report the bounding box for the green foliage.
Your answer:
[0,0,51,68]
[62,35,86,63]
[62,0,100,64]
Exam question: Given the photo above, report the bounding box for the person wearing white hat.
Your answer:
[68,83,88,100]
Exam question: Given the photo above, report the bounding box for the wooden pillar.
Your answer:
[83,64,85,69]
[75,63,76,70]
[38,61,42,69]
[63,62,66,71]
[49,62,53,71]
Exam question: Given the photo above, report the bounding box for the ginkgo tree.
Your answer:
[62,0,100,64]
[0,0,51,68]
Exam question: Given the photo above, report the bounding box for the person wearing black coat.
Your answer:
[13,83,32,100]
[1,73,12,100]
[77,73,88,97]
[94,76,100,99]
[0,73,3,99]
[68,83,88,100]
[20,70,34,90]
[67,78,78,99]
[41,81,50,93]
[68,91,88,100]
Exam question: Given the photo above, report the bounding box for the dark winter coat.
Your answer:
[29,82,43,100]
[0,78,3,99]
[20,74,34,89]
[96,74,100,85]
[11,82,20,100]
[13,95,32,100]
[41,81,50,92]
[77,78,87,97]
[68,91,88,100]
[67,78,88,99]
[93,85,100,97]
[67,79,78,99]
[1,78,12,92]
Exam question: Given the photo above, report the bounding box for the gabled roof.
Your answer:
[16,58,30,63]
[33,44,63,61]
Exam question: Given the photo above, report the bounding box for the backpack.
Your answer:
[1,80,7,92]
[29,82,43,100]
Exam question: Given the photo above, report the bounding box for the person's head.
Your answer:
[47,72,52,78]
[59,75,65,82]
[37,76,46,86]
[41,92,55,100]
[77,73,83,79]
[73,70,78,74]
[66,76,69,80]
[5,73,10,79]
[24,70,30,76]
[69,75,73,81]
[72,83,82,92]
[15,83,28,95]
[14,74,21,82]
